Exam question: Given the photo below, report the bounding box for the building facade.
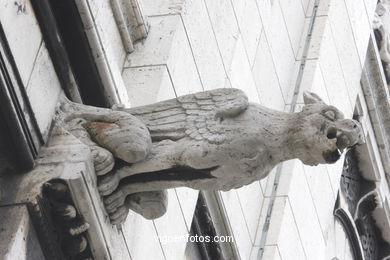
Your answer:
[0,0,390,259]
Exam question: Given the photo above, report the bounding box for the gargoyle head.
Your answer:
[293,92,365,166]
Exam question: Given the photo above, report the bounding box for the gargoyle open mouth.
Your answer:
[327,127,353,149]
[323,149,341,163]
[324,127,354,163]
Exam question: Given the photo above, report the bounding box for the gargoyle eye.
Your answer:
[324,110,336,121]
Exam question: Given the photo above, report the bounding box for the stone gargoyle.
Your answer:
[56,88,364,225]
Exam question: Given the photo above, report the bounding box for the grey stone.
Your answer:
[57,88,364,225]
[0,205,45,260]
[373,0,390,81]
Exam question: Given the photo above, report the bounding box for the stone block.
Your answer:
[287,163,326,260]
[262,167,277,197]
[228,37,260,103]
[175,188,199,231]
[204,0,239,69]
[254,245,282,260]
[0,205,44,260]
[266,197,306,260]
[181,0,227,90]
[230,0,263,66]
[326,153,346,197]
[262,160,298,198]
[122,65,176,106]
[329,0,363,106]
[363,0,379,26]
[302,164,335,240]
[87,0,104,18]
[296,59,330,104]
[296,17,311,60]
[236,182,264,242]
[261,0,296,102]
[92,0,131,106]
[276,160,301,197]
[94,0,126,69]
[306,0,332,17]
[256,0,272,27]
[220,190,252,259]
[318,23,353,116]
[125,15,202,95]
[317,0,332,17]
[124,15,179,66]
[306,16,328,60]
[153,189,189,259]
[141,0,185,16]
[26,43,62,140]
[253,196,270,246]
[123,212,165,260]
[301,0,311,15]
[0,1,42,86]
[106,54,131,107]
[260,177,268,195]
[279,0,306,58]
[252,31,286,110]
[344,0,371,64]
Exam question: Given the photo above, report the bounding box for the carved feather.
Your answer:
[125,88,249,143]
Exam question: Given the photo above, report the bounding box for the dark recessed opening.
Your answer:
[32,0,109,108]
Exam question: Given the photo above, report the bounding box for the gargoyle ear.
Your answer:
[303,91,325,105]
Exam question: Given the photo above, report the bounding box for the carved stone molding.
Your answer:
[374,0,390,84]
[110,0,149,53]
[0,129,115,259]
[55,88,364,225]
[361,36,390,178]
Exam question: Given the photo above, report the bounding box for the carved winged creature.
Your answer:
[58,88,364,224]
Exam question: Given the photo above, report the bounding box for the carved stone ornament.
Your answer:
[373,0,390,82]
[56,88,364,225]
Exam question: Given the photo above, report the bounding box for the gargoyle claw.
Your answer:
[91,146,114,176]
[98,173,120,196]
[104,190,126,213]
[109,205,129,225]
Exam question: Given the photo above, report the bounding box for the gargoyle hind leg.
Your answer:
[108,190,168,225]
[98,140,183,196]
[58,94,152,165]
[103,178,190,223]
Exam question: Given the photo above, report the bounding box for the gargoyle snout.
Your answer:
[330,119,365,150]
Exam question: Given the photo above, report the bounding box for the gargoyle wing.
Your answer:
[126,88,249,144]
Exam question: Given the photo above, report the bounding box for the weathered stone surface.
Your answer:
[57,88,364,224]
[0,205,45,260]
[0,129,128,259]
[373,0,390,83]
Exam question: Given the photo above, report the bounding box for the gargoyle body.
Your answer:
[57,88,364,224]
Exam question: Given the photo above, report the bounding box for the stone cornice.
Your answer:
[361,35,390,179]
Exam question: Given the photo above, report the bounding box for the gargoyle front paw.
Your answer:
[104,189,126,213]
[98,172,120,196]
[90,146,114,176]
